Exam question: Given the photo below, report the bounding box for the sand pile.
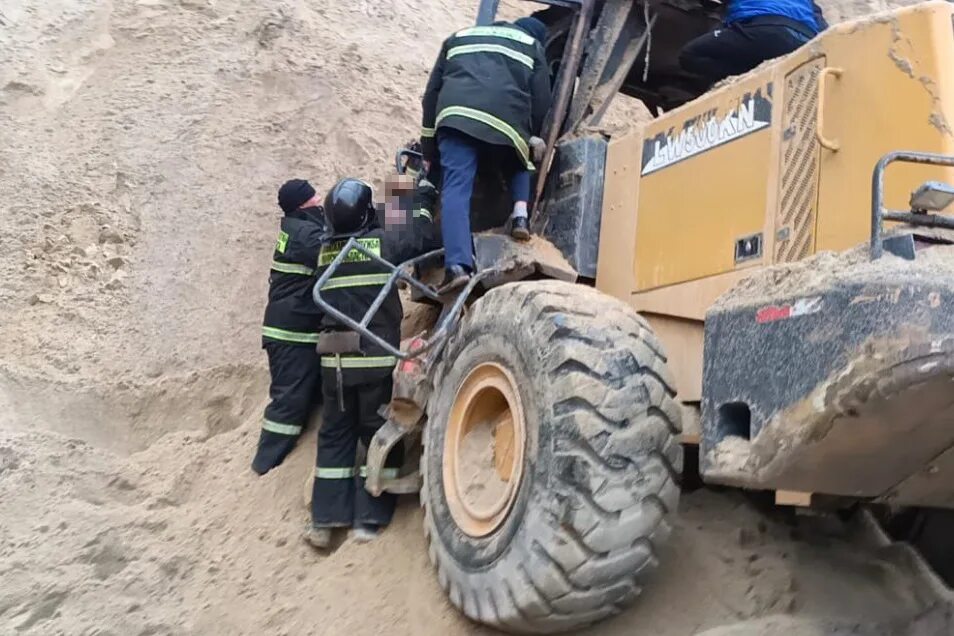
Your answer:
[4,411,949,635]
[0,0,469,387]
[1,0,952,634]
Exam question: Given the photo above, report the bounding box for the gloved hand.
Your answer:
[529,136,546,163]
[418,177,437,196]
[421,136,438,167]
[416,177,439,211]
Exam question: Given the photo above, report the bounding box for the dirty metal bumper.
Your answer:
[365,418,422,497]
[473,233,578,288]
[365,341,431,497]
[701,253,954,508]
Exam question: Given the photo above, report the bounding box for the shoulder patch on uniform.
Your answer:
[276,230,289,254]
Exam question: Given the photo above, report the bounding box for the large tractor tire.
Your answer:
[422,280,682,633]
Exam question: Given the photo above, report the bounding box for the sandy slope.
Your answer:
[0,0,951,635]
[1,0,474,386]
[2,414,949,636]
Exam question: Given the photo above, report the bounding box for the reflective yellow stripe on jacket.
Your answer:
[271,260,315,276]
[262,326,320,344]
[455,25,536,45]
[320,355,397,369]
[320,273,391,291]
[447,43,534,69]
[436,106,533,169]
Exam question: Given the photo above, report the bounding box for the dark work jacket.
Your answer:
[262,206,327,346]
[314,209,439,384]
[421,21,551,170]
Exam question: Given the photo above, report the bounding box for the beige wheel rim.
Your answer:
[443,362,526,538]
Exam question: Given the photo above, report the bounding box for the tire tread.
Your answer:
[422,281,681,634]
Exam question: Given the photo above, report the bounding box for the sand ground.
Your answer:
[1,0,951,634]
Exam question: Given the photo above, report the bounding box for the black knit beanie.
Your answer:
[278,179,317,214]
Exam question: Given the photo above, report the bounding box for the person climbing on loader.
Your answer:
[679,0,826,87]
[252,179,326,476]
[305,177,440,548]
[420,16,552,292]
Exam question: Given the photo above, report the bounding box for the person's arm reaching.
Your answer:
[529,43,552,137]
[282,218,326,270]
[421,40,448,165]
[412,179,441,253]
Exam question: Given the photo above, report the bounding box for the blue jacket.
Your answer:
[725,0,822,33]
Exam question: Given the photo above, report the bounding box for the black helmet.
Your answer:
[323,178,374,235]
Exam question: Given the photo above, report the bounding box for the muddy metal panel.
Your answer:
[536,135,608,278]
[811,1,954,252]
[700,252,954,506]
[633,76,776,291]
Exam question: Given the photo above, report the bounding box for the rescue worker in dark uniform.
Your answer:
[680,0,826,88]
[421,16,552,292]
[251,179,326,475]
[305,177,440,548]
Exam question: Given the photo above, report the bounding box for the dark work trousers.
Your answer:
[251,342,323,475]
[680,21,811,87]
[311,373,403,528]
[437,128,532,270]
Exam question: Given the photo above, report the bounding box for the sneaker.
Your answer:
[437,265,471,295]
[352,525,381,543]
[303,526,332,549]
[510,216,530,241]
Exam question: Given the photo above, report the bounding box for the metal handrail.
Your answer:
[312,237,484,360]
[532,0,595,215]
[870,151,954,259]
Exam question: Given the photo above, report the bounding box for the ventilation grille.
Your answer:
[776,59,824,263]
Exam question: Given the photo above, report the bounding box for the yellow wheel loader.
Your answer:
[314,1,954,631]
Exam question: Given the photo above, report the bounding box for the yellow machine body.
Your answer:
[596,1,954,405]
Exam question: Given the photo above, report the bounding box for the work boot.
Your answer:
[352,524,381,543]
[510,216,530,242]
[437,265,471,295]
[303,525,333,549]
[251,430,297,475]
